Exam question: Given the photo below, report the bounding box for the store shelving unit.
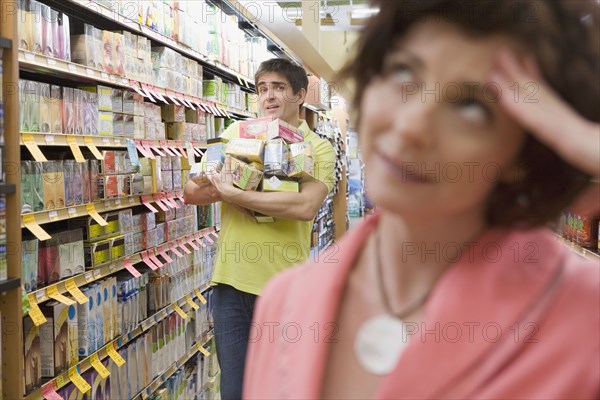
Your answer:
[555,234,600,262]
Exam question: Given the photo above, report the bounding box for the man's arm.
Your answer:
[207,156,329,221]
[226,180,329,221]
[183,180,221,205]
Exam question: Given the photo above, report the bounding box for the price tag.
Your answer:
[86,204,108,226]
[186,236,199,251]
[42,383,64,400]
[175,190,186,204]
[45,134,55,144]
[24,51,35,61]
[48,210,59,221]
[140,84,157,103]
[209,227,219,240]
[140,140,156,159]
[194,289,207,305]
[27,293,47,326]
[104,201,111,209]
[66,135,86,163]
[129,197,135,205]
[157,246,174,264]
[93,270,102,279]
[165,90,182,106]
[177,239,192,254]
[54,373,66,389]
[22,133,48,162]
[66,278,89,305]
[168,242,184,258]
[197,343,211,356]
[141,195,159,213]
[106,342,126,367]
[90,354,110,379]
[237,75,243,86]
[84,136,104,160]
[202,230,215,244]
[114,138,121,145]
[172,303,188,319]
[23,214,52,241]
[140,252,159,271]
[124,258,142,277]
[101,72,109,80]
[102,137,110,145]
[185,295,200,310]
[151,86,167,103]
[86,68,96,77]
[47,286,76,306]
[152,194,169,212]
[68,207,77,216]
[115,199,121,206]
[85,272,94,282]
[148,251,164,268]
[68,367,92,394]
[68,64,77,72]
[166,193,179,208]
[193,232,207,248]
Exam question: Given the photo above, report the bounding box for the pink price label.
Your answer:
[141,140,155,159]
[175,190,186,204]
[209,227,219,239]
[177,239,192,254]
[42,384,64,400]
[158,246,174,263]
[152,194,170,211]
[168,242,184,257]
[148,252,164,268]
[164,193,179,208]
[186,236,200,250]
[141,196,159,213]
[124,258,142,277]
[194,232,207,248]
[140,252,159,270]
[202,230,215,244]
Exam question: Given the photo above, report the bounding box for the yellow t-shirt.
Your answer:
[211,119,336,295]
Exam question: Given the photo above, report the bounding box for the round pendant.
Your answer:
[354,314,409,375]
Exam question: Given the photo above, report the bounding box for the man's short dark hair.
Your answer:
[254,58,309,95]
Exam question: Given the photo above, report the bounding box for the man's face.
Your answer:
[256,71,306,125]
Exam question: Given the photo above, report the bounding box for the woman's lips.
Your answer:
[377,151,434,184]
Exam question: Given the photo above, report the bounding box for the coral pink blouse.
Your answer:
[244,214,599,399]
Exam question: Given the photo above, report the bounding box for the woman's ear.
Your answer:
[297,88,307,104]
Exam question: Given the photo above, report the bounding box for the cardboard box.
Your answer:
[225,138,264,164]
[40,302,78,377]
[240,117,303,143]
[50,85,63,133]
[39,83,52,133]
[287,142,315,179]
[23,316,41,394]
[230,157,263,191]
[84,239,111,268]
[162,105,186,122]
[264,139,289,176]
[262,176,300,192]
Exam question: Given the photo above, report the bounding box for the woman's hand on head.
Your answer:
[492,50,599,217]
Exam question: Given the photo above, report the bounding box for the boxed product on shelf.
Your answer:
[162,104,186,123]
[38,235,60,285]
[71,23,97,68]
[40,3,53,57]
[39,301,78,377]
[23,315,42,394]
[22,238,39,292]
[62,86,74,134]
[38,83,51,133]
[58,229,85,279]
[50,85,63,133]
[77,285,96,357]
[84,238,111,268]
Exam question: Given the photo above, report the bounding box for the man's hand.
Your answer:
[207,155,243,203]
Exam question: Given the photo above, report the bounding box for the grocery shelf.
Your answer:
[20,132,128,148]
[304,103,331,113]
[66,0,255,90]
[19,49,131,88]
[0,36,11,49]
[132,331,214,400]
[555,234,600,262]
[18,50,256,119]
[0,277,20,294]
[25,284,212,400]
[21,196,143,228]
[25,227,217,306]
[0,183,16,194]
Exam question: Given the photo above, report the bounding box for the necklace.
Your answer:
[353,229,433,375]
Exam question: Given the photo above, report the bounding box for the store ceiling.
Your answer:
[277,0,378,31]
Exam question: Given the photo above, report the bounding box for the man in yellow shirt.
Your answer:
[184,58,335,399]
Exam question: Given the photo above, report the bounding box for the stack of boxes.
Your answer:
[151,46,203,98]
[17,0,71,61]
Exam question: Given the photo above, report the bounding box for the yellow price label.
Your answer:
[194,290,207,305]
[66,135,86,163]
[23,214,52,241]
[185,295,199,310]
[27,294,47,326]
[68,367,91,394]
[65,278,89,305]
[106,342,126,367]
[90,354,110,379]
[172,303,188,319]
[84,136,104,160]
[86,204,108,226]
[197,343,211,357]
[22,133,48,162]
[54,373,67,389]
[47,285,76,306]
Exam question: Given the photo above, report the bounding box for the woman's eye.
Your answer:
[387,64,415,84]
[458,99,492,123]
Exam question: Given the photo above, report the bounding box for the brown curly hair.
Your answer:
[340,0,598,227]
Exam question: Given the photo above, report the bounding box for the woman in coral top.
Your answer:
[243,1,599,399]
